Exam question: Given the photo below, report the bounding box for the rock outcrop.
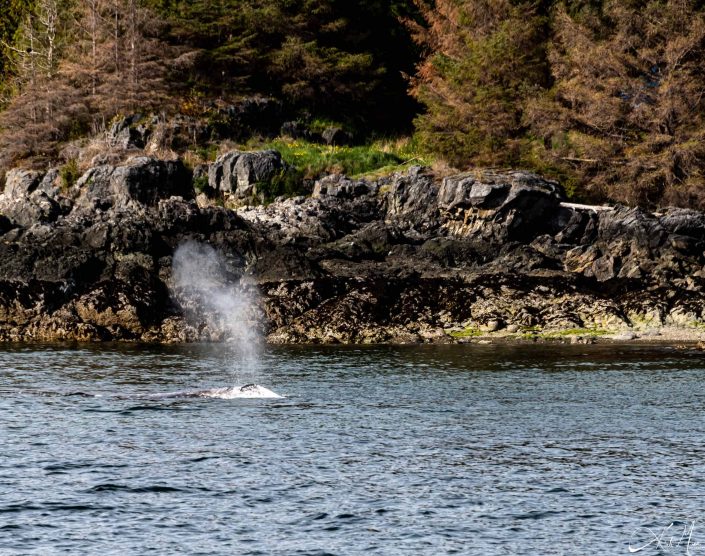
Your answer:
[208,150,289,202]
[74,157,193,210]
[0,169,66,228]
[0,158,704,344]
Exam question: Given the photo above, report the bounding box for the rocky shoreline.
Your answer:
[1,152,704,345]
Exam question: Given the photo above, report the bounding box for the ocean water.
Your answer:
[1,343,705,555]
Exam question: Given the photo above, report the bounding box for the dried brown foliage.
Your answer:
[528,0,705,208]
[408,0,549,168]
[0,0,181,171]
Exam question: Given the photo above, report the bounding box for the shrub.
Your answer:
[60,159,81,190]
[193,175,209,193]
[254,169,307,203]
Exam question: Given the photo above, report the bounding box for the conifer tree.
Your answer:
[154,0,419,129]
[0,0,177,169]
[0,0,33,99]
[528,0,705,208]
[408,0,550,168]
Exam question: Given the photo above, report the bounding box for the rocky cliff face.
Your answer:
[0,155,704,343]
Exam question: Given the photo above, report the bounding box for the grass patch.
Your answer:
[541,328,610,338]
[194,143,220,163]
[253,170,308,203]
[307,118,344,134]
[447,326,484,339]
[247,137,431,180]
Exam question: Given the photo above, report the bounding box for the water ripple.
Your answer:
[0,344,703,554]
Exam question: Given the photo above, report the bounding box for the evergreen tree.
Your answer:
[408,0,550,168]
[0,0,33,100]
[528,0,705,208]
[152,0,420,130]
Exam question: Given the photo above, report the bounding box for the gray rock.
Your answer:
[322,127,353,146]
[312,175,371,199]
[1,160,705,344]
[208,150,288,200]
[611,332,638,341]
[0,191,62,228]
[75,157,193,210]
[592,255,618,282]
[438,170,563,211]
[2,169,43,200]
[659,207,705,241]
[384,169,439,235]
[436,170,564,242]
[0,169,67,228]
[108,115,150,150]
[37,168,61,198]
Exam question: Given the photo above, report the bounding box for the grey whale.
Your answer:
[139,384,283,400]
[60,384,283,400]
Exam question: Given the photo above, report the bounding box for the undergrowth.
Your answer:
[247,137,430,180]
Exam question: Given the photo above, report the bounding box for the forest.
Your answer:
[2,0,705,209]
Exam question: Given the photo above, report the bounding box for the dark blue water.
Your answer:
[2,343,705,555]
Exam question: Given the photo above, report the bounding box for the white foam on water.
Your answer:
[138,384,283,400]
[199,385,283,399]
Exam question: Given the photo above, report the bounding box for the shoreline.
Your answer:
[0,328,703,348]
[441,326,705,346]
[1,163,705,344]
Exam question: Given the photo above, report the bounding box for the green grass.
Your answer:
[307,118,344,134]
[194,143,219,163]
[514,327,610,340]
[253,170,309,203]
[189,135,434,204]
[248,137,430,180]
[446,326,483,339]
[541,328,610,338]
